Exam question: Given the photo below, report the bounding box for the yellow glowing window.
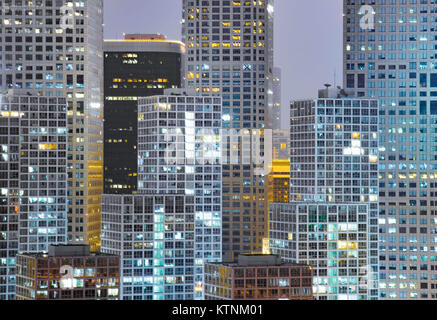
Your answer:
[352,132,360,139]
[222,22,231,27]
[39,144,57,150]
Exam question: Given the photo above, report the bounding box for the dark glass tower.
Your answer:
[103,35,184,194]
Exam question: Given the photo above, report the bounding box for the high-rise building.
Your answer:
[101,90,222,300]
[182,0,275,262]
[272,67,282,130]
[0,92,68,300]
[103,35,184,194]
[343,1,437,300]
[0,0,104,251]
[15,245,120,300]
[269,91,379,300]
[101,194,196,300]
[204,254,313,300]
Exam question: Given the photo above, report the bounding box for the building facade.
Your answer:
[101,91,222,300]
[103,35,184,194]
[0,0,104,251]
[182,0,275,262]
[204,254,313,300]
[344,0,437,299]
[0,93,68,300]
[269,95,379,300]
[101,195,196,300]
[15,245,119,300]
[270,203,376,300]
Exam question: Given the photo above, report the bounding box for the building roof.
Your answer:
[207,254,312,268]
[103,38,185,54]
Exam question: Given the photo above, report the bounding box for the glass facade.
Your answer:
[0,0,105,251]
[0,94,68,300]
[344,0,437,299]
[269,97,379,300]
[137,93,222,299]
[182,0,274,261]
[103,40,183,194]
[101,92,222,300]
[101,195,196,300]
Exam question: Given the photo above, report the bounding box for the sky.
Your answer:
[103,0,343,129]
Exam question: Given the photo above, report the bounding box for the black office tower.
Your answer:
[103,35,184,194]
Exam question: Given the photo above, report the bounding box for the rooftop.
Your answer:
[123,33,166,40]
[18,245,118,258]
[209,254,312,268]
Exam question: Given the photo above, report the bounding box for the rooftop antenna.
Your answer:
[334,70,337,88]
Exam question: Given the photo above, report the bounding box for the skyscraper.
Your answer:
[182,0,275,262]
[0,92,68,300]
[101,90,222,300]
[269,90,379,300]
[0,0,104,251]
[344,0,437,300]
[103,35,184,194]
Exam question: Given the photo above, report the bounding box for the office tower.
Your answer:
[343,1,437,300]
[103,35,184,194]
[0,0,104,251]
[204,254,313,300]
[15,245,120,300]
[267,159,290,204]
[182,0,275,262]
[269,91,379,300]
[101,90,222,300]
[0,92,68,300]
[272,67,282,130]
